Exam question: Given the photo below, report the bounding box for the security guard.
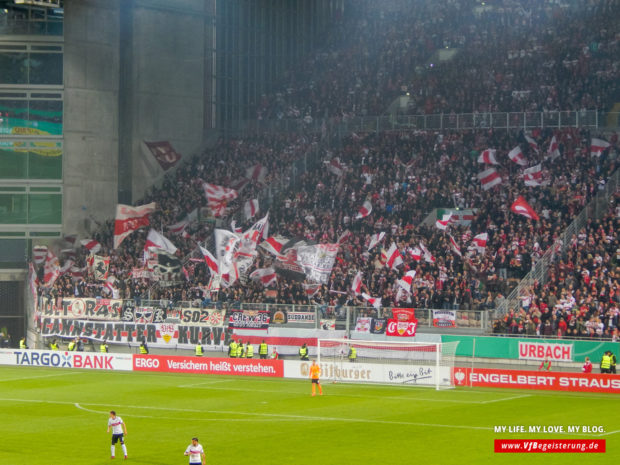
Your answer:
[195,343,204,357]
[67,338,77,351]
[228,339,238,358]
[50,339,59,351]
[100,340,109,353]
[236,340,245,358]
[299,343,309,361]
[600,352,611,374]
[246,342,254,359]
[611,351,617,374]
[139,338,149,354]
[348,346,357,363]
[259,340,269,359]
[19,337,28,349]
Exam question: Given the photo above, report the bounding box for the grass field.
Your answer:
[1,366,618,465]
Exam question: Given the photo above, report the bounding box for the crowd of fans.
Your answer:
[257,0,619,120]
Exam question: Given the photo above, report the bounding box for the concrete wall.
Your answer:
[63,0,208,235]
[63,0,120,235]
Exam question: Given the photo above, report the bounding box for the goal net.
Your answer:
[317,339,459,390]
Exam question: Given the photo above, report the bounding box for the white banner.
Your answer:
[432,310,456,328]
[283,360,451,386]
[518,341,573,361]
[0,348,133,371]
[354,317,371,333]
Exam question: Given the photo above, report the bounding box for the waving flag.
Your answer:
[511,196,539,220]
[80,239,102,254]
[355,200,372,219]
[435,213,452,230]
[244,199,259,219]
[361,293,382,310]
[547,135,560,160]
[167,219,189,236]
[103,276,117,295]
[303,283,322,297]
[591,138,610,157]
[419,243,435,263]
[448,234,462,257]
[43,249,60,287]
[250,267,277,287]
[409,247,422,261]
[260,235,288,257]
[199,245,219,275]
[145,229,178,255]
[385,243,403,270]
[525,135,539,152]
[203,183,238,217]
[351,271,363,295]
[472,233,488,253]
[478,168,502,190]
[523,164,547,187]
[326,157,345,176]
[142,140,182,171]
[508,146,527,166]
[33,245,48,264]
[113,202,156,249]
[477,149,499,165]
[245,164,268,183]
[396,270,417,292]
[295,243,339,284]
[367,232,385,251]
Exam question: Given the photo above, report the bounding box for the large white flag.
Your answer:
[295,243,339,284]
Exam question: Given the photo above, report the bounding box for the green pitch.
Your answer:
[1,366,618,465]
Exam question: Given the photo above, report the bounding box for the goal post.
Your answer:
[317,339,459,390]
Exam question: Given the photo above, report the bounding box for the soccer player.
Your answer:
[107,410,128,459]
[184,437,206,465]
[309,360,323,396]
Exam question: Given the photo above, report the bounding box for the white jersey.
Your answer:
[108,416,124,435]
[185,443,204,463]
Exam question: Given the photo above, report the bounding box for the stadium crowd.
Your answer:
[257,0,619,120]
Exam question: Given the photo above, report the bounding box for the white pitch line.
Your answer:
[177,379,235,388]
[598,429,620,437]
[479,394,531,404]
[0,372,83,383]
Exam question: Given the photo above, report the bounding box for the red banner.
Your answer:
[386,318,418,337]
[391,308,415,321]
[133,354,283,377]
[452,367,620,394]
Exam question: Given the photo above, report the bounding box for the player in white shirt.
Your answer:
[107,410,128,459]
[184,437,206,465]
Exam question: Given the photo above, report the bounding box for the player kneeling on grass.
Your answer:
[185,437,206,465]
[310,360,323,397]
[107,410,128,459]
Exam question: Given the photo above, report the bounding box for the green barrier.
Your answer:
[441,335,619,362]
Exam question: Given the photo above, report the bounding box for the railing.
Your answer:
[495,167,620,316]
[130,300,489,333]
[230,110,613,138]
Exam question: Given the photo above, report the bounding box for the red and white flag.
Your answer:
[142,140,182,171]
[351,271,363,295]
[145,229,178,255]
[355,200,372,219]
[245,164,268,183]
[199,245,219,275]
[303,283,322,297]
[103,276,116,295]
[472,233,488,253]
[477,149,499,165]
[361,293,382,310]
[70,265,86,281]
[80,239,101,254]
[385,243,403,270]
[249,267,277,287]
[230,220,242,233]
[367,232,385,251]
[510,196,539,220]
[547,135,560,160]
[43,249,60,287]
[508,146,527,166]
[409,247,422,261]
[477,168,502,190]
[202,183,238,217]
[113,202,156,249]
[522,164,546,187]
[33,245,48,264]
[337,229,352,245]
[590,138,610,157]
[525,135,539,152]
[326,157,345,176]
[244,199,259,219]
[167,219,189,236]
[260,235,288,256]
[448,234,462,257]
[435,213,452,230]
[419,243,435,263]
[396,270,417,292]
[59,259,74,275]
